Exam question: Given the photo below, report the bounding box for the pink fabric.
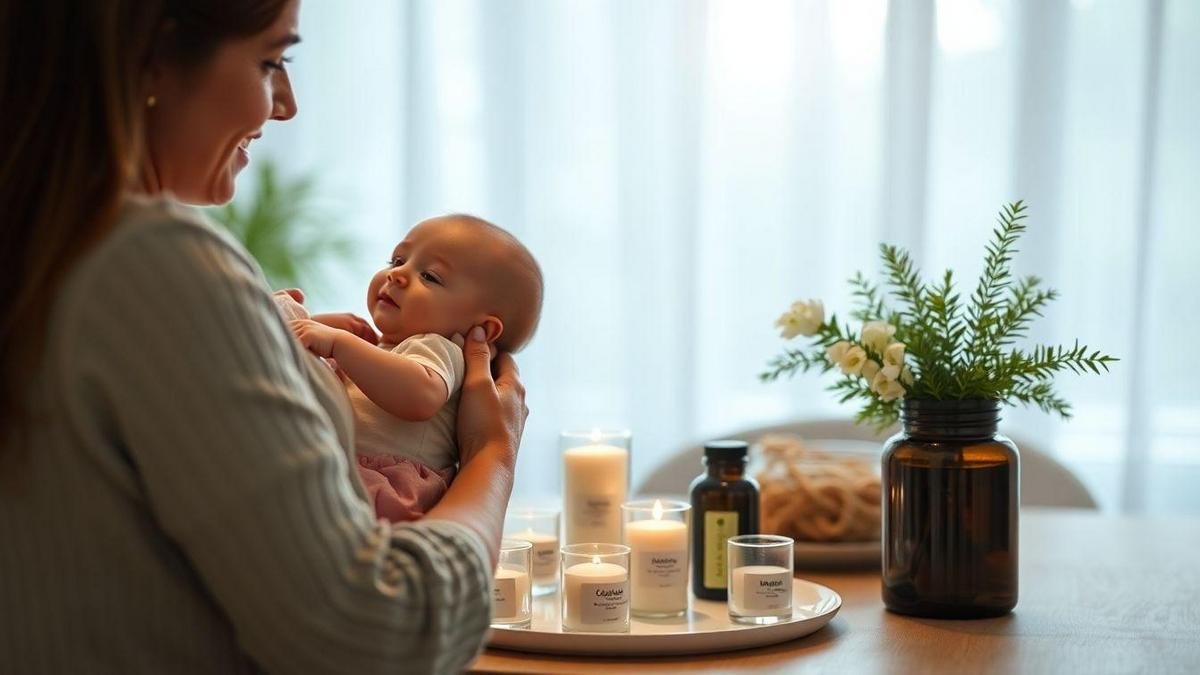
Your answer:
[356,454,455,522]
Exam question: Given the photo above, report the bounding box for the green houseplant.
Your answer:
[763,201,1116,618]
[209,158,354,294]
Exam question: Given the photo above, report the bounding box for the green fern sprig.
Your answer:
[848,271,891,323]
[762,201,1117,429]
[964,201,1027,366]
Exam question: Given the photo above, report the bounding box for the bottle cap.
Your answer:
[703,439,749,461]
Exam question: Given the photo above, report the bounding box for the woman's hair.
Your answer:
[0,0,289,448]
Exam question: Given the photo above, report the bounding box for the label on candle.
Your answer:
[580,581,629,626]
[703,511,738,589]
[492,577,517,618]
[573,493,617,531]
[739,569,792,611]
[637,550,685,588]
[531,541,557,580]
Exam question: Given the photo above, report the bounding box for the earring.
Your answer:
[146,95,157,108]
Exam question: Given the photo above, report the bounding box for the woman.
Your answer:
[0,1,526,673]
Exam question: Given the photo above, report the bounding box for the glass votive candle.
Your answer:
[727,534,794,625]
[621,499,691,618]
[561,429,632,545]
[503,507,560,596]
[491,539,533,628]
[560,543,631,633]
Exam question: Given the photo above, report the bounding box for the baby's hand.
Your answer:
[274,288,306,304]
[311,312,379,345]
[289,319,341,358]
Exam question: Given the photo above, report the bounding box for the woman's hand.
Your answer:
[311,312,379,345]
[274,288,306,304]
[455,326,527,466]
[431,325,527,567]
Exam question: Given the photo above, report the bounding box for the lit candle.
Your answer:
[729,564,792,617]
[624,499,689,616]
[562,556,629,632]
[492,566,532,624]
[562,434,629,545]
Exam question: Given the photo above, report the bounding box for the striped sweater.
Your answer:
[0,195,491,674]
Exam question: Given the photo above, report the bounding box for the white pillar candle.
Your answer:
[511,528,558,587]
[624,503,688,616]
[729,564,792,617]
[492,567,531,623]
[562,443,628,545]
[562,558,629,632]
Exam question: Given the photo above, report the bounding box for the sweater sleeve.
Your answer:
[64,211,492,674]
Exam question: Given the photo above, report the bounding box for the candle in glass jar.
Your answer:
[562,439,628,545]
[562,557,629,632]
[623,500,688,616]
[729,565,792,617]
[512,528,558,588]
[492,567,531,623]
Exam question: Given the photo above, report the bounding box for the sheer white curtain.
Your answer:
[256,0,1199,513]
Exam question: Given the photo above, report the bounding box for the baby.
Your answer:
[278,214,543,522]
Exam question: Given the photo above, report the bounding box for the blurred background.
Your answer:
[238,0,1198,513]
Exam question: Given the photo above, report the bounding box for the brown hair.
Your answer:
[0,0,289,448]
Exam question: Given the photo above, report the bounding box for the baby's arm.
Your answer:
[290,320,447,421]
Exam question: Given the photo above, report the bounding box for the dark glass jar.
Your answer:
[881,398,1019,618]
[690,440,760,601]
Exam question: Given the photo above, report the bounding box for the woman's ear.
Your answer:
[143,19,179,98]
[480,316,504,344]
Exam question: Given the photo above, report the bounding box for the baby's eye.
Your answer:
[389,256,405,267]
[420,271,442,285]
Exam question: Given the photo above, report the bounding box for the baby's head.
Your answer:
[367,214,543,352]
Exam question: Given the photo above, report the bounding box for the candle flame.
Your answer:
[652,499,664,520]
[592,555,601,565]
[589,429,602,443]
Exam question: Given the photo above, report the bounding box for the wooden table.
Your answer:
[471,509,1200,673]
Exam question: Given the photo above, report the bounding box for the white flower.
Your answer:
[861,359,880,382]
[826,341,850,366]
[839,345,867,376]
[861,320,897,354]
[879,364,901,381]
[775,299,825,339]
[871,369,906,402]
[900,367,915,386]
[883,342,906,368]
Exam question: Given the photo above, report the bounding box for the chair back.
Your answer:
[635,418,1096,509]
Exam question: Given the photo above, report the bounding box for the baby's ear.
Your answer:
[480,316,504,344]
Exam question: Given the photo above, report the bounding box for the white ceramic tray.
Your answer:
[488,579,841,656]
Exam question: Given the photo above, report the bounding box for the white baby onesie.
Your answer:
[346,333,465,471]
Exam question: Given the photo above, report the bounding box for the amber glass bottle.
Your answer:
[882,398,1019,618]
[690,440,760,601]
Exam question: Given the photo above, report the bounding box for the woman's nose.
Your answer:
[271,71,298,121]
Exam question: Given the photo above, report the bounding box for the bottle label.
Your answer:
[703,510,739,589]
[492,576,517,619]
[580,581,629,625]
[739,569,792,611]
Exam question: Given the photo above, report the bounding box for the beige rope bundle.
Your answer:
[756,434,880,542]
